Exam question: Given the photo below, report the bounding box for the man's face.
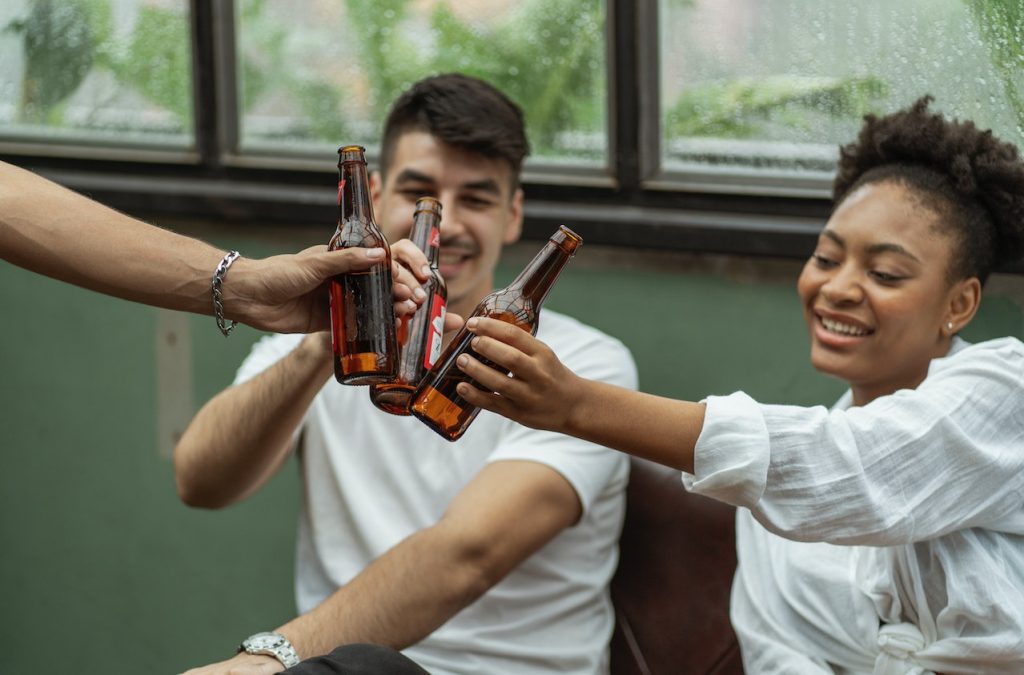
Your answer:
[371,131,523,315]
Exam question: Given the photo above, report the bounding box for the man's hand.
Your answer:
[230,245,392,333]
[180,652,283,675]
[232,242,462,335]
[390,239,464,333]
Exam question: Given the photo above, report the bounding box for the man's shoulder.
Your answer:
[537,309,629,352]
[537,309,637,389]
[234,332,305,385]
[254,332,305,351]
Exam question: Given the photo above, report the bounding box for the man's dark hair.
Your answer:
[379,73,530,189]
[833,96,1024,284]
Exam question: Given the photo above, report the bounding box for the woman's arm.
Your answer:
[457,319,1024,546]
[454,317,706,473]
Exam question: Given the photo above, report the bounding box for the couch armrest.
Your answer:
[610,457,743,674]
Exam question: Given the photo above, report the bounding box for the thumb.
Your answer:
[444,311,465,334]
[302,245,386,277]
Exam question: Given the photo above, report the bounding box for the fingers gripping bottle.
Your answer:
[329,145,399,385]
[410,226,582,441]
[369,197,447,415]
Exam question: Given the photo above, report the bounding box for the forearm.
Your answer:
[565,377,705,473]
[0,162,222,310]
[278,522,497,659]
[277,460,579,659]
[174,335,333,508]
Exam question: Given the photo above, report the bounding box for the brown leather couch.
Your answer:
[609,457,744,674]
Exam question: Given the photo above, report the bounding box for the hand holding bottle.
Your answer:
[390,238,464,334]
[452,317,585,434]
[409,226,582,441]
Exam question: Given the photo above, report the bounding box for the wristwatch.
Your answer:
[238,631,301,669]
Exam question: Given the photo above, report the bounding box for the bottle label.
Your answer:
[429,226,440,249]
[424,294,447,369]
[337,179,346,205]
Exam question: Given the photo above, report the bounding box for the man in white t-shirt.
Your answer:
[175,74,637,675]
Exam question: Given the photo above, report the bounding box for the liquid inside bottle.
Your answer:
[329,145,399,385]
[370,198,447,414]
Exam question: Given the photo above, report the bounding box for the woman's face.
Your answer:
[797,181,965,404]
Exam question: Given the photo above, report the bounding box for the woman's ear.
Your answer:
[944,276,982,335]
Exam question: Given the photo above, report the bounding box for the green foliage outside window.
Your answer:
[665,75,888,140]
[5,0,1023,160]
[966,0,1024,136]
[5,0,190,132]
[237,0,605,158]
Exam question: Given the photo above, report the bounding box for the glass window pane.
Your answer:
[235,0,607,165]
[659,0,1024,176]
[0,0,193,148]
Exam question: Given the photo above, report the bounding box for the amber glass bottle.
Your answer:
[410,226,582,441]
[369,197,447,415]
[329,145,399,385]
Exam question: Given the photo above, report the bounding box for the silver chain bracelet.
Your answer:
[212,250,241,337]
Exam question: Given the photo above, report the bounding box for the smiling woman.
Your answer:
[451,96,1024,672]
[799,181,983,405]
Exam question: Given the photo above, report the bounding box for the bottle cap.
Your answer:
[337,145,366,163]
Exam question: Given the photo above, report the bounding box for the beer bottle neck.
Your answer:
[507,228,581,305]
[338,157,374,223]
[410,212,442,266]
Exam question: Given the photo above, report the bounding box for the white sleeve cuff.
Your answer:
[681,391,770,508]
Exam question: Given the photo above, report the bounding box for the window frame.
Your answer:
[2,0,1019,273]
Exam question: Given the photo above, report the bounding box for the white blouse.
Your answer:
[684,337,1024,674]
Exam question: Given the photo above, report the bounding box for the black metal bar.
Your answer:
[189,0,219,169]
[609,0,640,192]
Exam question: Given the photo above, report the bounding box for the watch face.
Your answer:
[246,633,282,649]
[241,631,299,668]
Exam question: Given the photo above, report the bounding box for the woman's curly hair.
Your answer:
[833,96,1024,283]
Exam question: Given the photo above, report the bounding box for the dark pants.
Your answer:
[281,644,430,675]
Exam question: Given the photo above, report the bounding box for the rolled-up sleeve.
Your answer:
[684,338,1024,546]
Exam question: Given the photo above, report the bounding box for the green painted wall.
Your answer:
[2,221,1022,673]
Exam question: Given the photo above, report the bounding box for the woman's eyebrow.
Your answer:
[866,241,922,263]
[823,229,921,263]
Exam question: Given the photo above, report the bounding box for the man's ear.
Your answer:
[370,170,383,213]
[945,276,982,335]
[503,187,524,245]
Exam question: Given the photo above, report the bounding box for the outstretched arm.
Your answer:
[0,160,429,333]
[455,317,706,473]
[181,460,583,674]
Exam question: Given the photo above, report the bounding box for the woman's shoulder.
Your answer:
[931,335,1024,382]
[947,335,1024,361]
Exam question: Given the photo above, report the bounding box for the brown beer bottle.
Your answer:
[329,145,399,385]
[410,226,582,441]
[369,197,447,415]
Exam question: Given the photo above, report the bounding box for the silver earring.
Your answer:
[947,321,954,331]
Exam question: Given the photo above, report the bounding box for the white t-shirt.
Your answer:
[684,337,1024,674]
[235,310,637,675]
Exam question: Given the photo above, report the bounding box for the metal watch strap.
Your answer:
[238,631,300,669]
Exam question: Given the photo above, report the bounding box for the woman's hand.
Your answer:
[453,317,584,433]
